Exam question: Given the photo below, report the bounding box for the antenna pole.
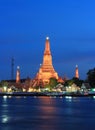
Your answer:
[11,58,14,80]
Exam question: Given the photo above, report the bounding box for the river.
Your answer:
[0,96,95,130]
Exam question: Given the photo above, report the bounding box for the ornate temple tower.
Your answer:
[75,65,79,78]
[16,66,20,83]
[36,37,58,85]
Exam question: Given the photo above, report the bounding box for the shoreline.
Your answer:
[0,92,95,97]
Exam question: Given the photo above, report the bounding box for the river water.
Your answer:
[0,96,95,130]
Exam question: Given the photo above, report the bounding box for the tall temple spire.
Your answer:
[75,65,79,78]
[16,66,20,83]
[35,37,58,85]
[43,37,52,66]
[44,37,51,55]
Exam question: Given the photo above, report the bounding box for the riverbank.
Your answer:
[0,92,95,97]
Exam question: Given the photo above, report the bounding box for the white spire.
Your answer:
[76,65,78,68]
[46,37,49,40]
[17,66,20,69]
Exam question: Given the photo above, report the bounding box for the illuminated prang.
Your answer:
[75,65,79,78]
[35,37,58,85]
[16,66,20,83]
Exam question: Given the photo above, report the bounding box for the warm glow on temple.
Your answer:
[16,66,20,83]
[75,65,79,78]
[35,37,58,85]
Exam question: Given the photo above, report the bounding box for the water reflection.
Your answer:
[93,96,95,99]
[2,115,9,123]
[3,95,8,101]
[0,96,95,130]
[65,96,72,102]
[0,96,10,126]
[37,97,57,113]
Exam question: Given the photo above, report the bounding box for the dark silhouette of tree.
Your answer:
[49,78,58,90]
[64,77,83,87]
[87,68,95,88]
[72,77,83,87]
[0,80,8,88]
[64,80,73,87]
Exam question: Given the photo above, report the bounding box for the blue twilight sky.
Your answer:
[0,0,95,80]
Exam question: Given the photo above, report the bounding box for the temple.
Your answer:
[35,37,58,86]
[75,65,79,78]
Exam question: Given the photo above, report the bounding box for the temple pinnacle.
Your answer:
[16,66,20,83]
[46,37,49,40]
[75,65,79,78]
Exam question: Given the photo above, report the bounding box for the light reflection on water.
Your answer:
[1,115,9,123]
[0,96,95,130]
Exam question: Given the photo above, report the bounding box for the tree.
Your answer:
[44,84,51,90]
[64,80,73,87]
[0,80,8,88]
[72,77,83,87]
[64,78,83,87]
[49,78,58,90]
[87,68,95,88]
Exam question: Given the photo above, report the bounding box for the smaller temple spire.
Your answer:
[16,66,20,83]
[46,36,49,40]
[75,65,79,78]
